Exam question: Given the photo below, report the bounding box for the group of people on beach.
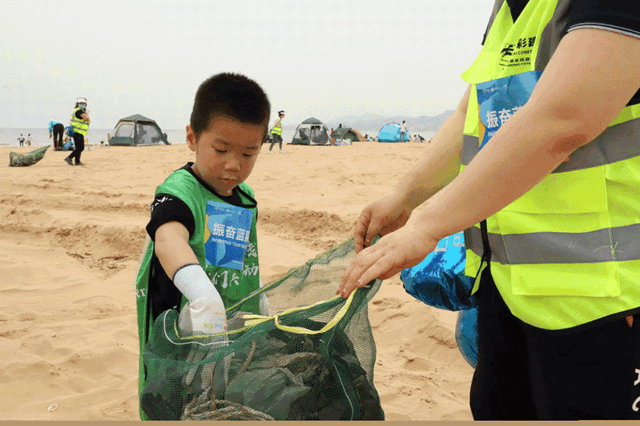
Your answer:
[134,0,640,420]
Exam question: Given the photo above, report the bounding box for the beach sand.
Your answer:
[0,142,474,421]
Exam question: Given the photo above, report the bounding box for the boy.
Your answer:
[135,72,271,420]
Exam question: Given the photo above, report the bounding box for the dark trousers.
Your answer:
[68,133,85,164]
[269,133,282,151]
[52,123,64,149]
[470,267,640,420]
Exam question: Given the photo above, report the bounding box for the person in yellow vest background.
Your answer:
[268,110,285,154]
[65,97,90,166]
[338,0,640,420]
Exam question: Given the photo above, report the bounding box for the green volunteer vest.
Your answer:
[461,0,640,330]
[135,168,261,420]
[70,107,89,136]
[271,119,283,135]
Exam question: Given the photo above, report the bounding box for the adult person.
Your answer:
[400,120,407,142]
[268,110,285,154]
[48,120,65,150]
[17,134,25,146]
[65,97,90,166]
[338,0,640,420]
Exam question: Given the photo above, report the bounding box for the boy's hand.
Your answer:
[340,217,439,298]
[354,194,412,253]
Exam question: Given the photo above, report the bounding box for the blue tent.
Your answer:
[377,122,409,142]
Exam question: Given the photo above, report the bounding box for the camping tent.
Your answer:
[109,114,170,146]
[377,123,409,143]
[331,127,366,143]
[291,117,331,146]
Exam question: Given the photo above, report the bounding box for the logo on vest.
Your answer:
[204,200,254,270]
[476,71,541,149]
[500,36,536,67]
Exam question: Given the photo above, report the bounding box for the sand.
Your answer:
[0,142,474,421]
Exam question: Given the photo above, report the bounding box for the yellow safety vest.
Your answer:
[271,119,282,135]
[70,107,89,136]
[461,0,640,330]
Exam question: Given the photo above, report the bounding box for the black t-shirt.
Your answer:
[505,0,640,31]
[482,0,640,105]
[146,163,247,241]
[75,109,84,120]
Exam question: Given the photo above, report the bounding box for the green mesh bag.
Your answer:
[140,239,384,421]
[9,145,49,167]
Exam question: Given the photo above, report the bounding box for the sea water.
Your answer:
[0,127,435,147]
[0,127,189,147]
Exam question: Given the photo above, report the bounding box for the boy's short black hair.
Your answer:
[190,72,271,139]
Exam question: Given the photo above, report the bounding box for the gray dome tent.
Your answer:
[109,114,170,146]
[291,117,331,146]
[331,126,366,142]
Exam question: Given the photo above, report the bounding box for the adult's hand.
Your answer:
[353,194,412,253]
[339,216,439,298]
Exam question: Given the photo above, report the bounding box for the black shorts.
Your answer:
[470,267,640,420]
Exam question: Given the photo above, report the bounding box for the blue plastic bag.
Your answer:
[400,232,478,368]
[401,232,476,311]
[455,309,478,368]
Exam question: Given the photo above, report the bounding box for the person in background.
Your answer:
[48,120,65,151]
[65,97,90,166]
[26,134,32,146]
[400,120,407,142]
[338,0,640,420]
[17,134,25,146]
[268,110,286,154]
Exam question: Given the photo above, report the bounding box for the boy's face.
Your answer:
[186,116,264,196]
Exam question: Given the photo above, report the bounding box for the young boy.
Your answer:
[135,72,271,420]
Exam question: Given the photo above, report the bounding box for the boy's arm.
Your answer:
[154,221,198,279]
[155,221,228,333]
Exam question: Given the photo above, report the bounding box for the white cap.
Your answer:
[76,97,87,104]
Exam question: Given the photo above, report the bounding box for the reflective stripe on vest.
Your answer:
[465,223,640,265]
[460,0,640,330]
[271,119,282,135]
[70,107,89,136]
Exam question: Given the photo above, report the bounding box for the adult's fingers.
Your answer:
[338,246,383,297]
[353,212,371,253]
[363,214,384,250]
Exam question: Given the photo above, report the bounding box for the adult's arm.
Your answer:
[339,28,640,297]
[353,85,471,252]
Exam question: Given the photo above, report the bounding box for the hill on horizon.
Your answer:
[283,111,454,132]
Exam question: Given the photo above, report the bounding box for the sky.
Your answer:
[1,0,495,129]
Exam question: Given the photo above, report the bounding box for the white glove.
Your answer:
[173,264,228,336]
[178,296,228,335]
